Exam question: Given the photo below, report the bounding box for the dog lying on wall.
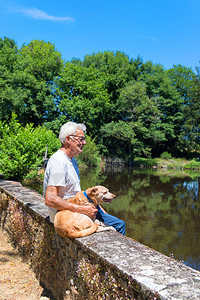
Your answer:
[54,185,116,238]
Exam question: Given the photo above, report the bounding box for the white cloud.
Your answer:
[135,34,159,43]
[11,7,74,22]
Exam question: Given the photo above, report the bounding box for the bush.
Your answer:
[0,114,60,180]
[133,157,155,168]
[160,152,172,160]
[185,159,200,170]
[76,135,101,168]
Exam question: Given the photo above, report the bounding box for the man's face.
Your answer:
[70,129,86,156]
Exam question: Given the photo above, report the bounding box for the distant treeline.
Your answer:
[0,37,200,160]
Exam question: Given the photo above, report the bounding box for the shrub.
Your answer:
[185,159,200,170]
[133,157,155,168]
[0,114,60,180]
[160,152,172,160]
[76,135,101,168]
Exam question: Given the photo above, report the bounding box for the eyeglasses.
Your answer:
[69,135,86,143]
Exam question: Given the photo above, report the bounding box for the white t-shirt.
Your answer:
[43,149,81,222]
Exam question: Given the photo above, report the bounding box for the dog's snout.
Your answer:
[112,193,116,198]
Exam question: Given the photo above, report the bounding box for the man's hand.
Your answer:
[78,204,98,221]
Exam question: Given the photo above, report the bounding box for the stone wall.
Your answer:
[1,180,200,300]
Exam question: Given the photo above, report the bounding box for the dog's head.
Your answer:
[86,185,115,206]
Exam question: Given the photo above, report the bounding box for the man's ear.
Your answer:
[66,136,71,143]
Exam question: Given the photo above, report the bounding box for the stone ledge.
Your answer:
[0,180,48,218]
[1,179,200,299]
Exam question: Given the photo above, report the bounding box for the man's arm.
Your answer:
[45,186,98,220]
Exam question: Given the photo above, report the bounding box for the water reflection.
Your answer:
[80,167,200,271]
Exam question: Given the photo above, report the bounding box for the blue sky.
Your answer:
[0,0,199,71]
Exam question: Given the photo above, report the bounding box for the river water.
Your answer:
[79,166,200,271]
[24,166,200,271]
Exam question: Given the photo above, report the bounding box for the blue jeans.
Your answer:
[96,206,126,235]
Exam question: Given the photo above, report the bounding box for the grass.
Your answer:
[133,157,200,171]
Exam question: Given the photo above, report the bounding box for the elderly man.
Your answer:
[44,121,125,235]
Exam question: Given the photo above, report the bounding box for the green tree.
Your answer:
[177,72,200,155]
[0,37,19,122]
[82,51,131,101]
[100,121,136,160]
[17,40,63,125]
[135,62,184,156]
[167,64,199,156]
[0,39,63,126]
[167,64,197,101]
[82,51,139,124]
[101,81,167,158]
[57,62,111,137]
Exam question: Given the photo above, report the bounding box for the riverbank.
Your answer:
[132,157,200,170]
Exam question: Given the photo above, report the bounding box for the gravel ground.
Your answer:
[0,227,51,300]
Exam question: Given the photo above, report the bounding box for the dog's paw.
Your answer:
[95,219,101,225]
[106,226,116,231]
[96,225,116,232]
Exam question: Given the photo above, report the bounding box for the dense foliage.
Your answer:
[0,114,101,179]
[0,38,63,126]
[0,36,199,170]
[0,114,61,179]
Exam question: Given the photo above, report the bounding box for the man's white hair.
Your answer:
[59,122,86,145]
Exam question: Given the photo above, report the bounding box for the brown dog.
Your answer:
[54,185,115,238]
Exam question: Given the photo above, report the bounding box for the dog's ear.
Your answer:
[91,187,98,194]
[86,188,92,194]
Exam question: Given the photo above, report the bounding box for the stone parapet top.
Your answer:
[1,179,200,299]
[0,180,48,218]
